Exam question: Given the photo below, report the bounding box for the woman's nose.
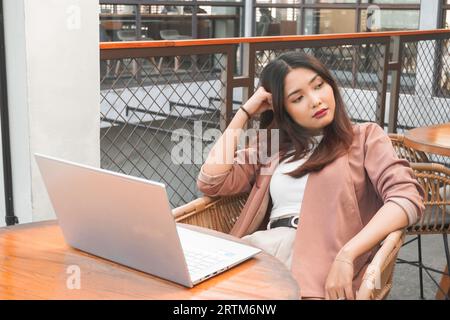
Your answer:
[310,93,322,108]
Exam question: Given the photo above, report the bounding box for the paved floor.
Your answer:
[388,234,448,300]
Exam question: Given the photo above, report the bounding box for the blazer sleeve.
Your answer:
[196,148,259,197]
[363,123,425,226]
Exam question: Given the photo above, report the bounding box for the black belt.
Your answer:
[267,216,299,230]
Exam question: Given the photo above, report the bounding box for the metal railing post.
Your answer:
[222,46,236,130]
[241,42,255,129]
[388,36,402,133]
[376,40,390,128]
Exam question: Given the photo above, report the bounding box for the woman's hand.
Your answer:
[241,87,273,117]
[324,252,355,300]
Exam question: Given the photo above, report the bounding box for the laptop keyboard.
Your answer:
[184,248,236,276]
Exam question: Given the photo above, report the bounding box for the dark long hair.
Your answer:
[259,51,354,178]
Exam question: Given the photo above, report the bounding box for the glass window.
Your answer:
[360,9,419,32]
[304,9,356,35]
[255,7,300,36]
[196,0,243,2]
[138,5,193,40]
[304,0,356,3]
[100,5,138,42]
[257,0,298,4]
[361,0,420,3]
[100,4,244,41]
[198,6,241,38]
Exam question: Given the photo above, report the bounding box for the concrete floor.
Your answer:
[388,234,448,300]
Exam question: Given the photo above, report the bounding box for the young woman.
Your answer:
[196,52,424,300]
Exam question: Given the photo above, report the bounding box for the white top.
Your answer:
[269,136,323,221]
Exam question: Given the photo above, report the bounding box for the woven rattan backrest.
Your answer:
[409,163,450,234]
[388,133,429,163]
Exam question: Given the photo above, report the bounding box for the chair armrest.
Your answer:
[410,162,450,174]
[388,134,429,163]
[172,196,215,220]
[356,229,405,300]
[172,193,249,234]
[407,162,450,234]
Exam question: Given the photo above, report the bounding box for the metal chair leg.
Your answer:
[443,234,450,274]
[418,234,424,299]
[442,233,450,300]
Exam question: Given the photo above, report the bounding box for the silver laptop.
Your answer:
[35,153,261,288]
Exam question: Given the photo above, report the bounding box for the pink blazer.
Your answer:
[197,122,424,298]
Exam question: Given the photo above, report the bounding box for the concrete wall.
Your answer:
[3,0,100,224]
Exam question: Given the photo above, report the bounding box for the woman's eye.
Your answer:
[293,96,303,103]
[315,82,324,90]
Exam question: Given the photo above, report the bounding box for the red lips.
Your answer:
[313,108,328,118]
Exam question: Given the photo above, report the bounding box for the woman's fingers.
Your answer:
[261,101,272,112]
[244,87,273,115]
[344,285,355,300]
[337,288,346,300]
[326,284,354,300]
[325,286,338,300]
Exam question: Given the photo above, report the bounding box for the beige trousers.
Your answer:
[242,227,297,270]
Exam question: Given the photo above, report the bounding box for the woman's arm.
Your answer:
[338,202,408,263]
[197,87,273,197]
[324,202,407,300]
[201,108,250,176]
[339,201,408,261]
[202,87,272,176]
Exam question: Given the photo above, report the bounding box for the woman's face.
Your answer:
[283,67,336,135]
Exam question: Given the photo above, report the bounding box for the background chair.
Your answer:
[160,29,192,41]
[172,193,405,300]
[114,30,163,76]
[405,163,450,299]
[389,134,450,299]
[160,29,192,71]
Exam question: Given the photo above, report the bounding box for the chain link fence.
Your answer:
[101,50,232,207]
[100,33,450,208]
[396,37,450,165]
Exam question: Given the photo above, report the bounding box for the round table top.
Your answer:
[0,221,299,300]
[404,122,450,157]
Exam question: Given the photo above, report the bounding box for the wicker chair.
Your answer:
[399,162,450,299]
[389,134,450,299]
[172,193,405,300]
[388,133,429,163]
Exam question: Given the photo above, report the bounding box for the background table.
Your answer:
[404,122,450,157]
[0,221,299,299]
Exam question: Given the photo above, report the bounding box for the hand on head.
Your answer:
[241,87,273,118]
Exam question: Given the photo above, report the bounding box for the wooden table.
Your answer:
[404,122,450,157]
[0,221,299,300]
[405,122,450,300]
